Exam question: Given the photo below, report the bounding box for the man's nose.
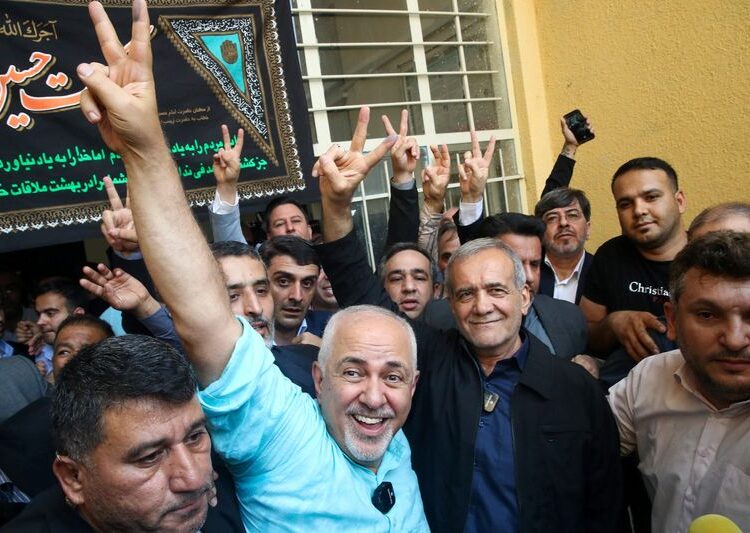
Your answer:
[473,290,492,315]
[284,219,295,233]
[359,378,387,409]
[168,445,209,493]
[243,290,262,317]
[633,198,648,216]
[402,276,416,293]
[721,316,750,352]
[288,282,303,303]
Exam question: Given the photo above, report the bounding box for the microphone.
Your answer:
[688,514,742,533]
[371,481,395,514]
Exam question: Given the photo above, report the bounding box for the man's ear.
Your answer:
[520,285,531,316]
[664,301,677,341]
[53,455,86,506]
[73,307,86,316]
[312,361,323,397]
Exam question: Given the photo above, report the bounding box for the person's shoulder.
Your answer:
[533,293,580,312]
[532,294,586,328]
[626,349,683,385]
[0,355,37,373]
[2,484,92,532]
[593,235,632,256]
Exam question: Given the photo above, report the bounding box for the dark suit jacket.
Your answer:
[539,251,594,304]
[271,343,319,397]
[0,357,49,424]
[421,293,587,359]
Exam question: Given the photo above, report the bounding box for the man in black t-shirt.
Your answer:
[580,157,687,364]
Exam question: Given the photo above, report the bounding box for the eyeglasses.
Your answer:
[542,209,584,225]
[372,481,395,514]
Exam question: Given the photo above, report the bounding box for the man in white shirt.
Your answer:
[608,231,750,531]
[534,187,593,304]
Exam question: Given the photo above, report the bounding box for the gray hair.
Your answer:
[444,238,526,296]
[318,305,417,376]
[687,202,750,240]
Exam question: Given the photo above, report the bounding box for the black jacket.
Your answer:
[317,231,622,532]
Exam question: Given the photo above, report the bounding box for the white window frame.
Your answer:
[293,0,527,266]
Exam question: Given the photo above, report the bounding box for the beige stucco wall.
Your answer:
[501,0,750,249]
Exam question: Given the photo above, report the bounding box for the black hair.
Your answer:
[52,335,197,462]
[475,212,546,241]
[263,196,310,232]
[377,242,433,284]
[669,231,750,303]
[259,235,321,269]
[209,240,261,261]
[33,278,87,311]
[55,314,115,342]
[611,157,679,192]
[534,187,592,221]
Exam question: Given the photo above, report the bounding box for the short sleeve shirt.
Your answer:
[583,236,671,317]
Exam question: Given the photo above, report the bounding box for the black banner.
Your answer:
[0,0,313,244]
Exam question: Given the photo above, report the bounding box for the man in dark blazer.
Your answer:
[535,187,594,304]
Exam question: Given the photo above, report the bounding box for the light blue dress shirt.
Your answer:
[198,317,429,532]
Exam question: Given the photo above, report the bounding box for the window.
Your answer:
[294,0,525,266]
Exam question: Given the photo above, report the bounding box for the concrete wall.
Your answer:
[502,0,749,248]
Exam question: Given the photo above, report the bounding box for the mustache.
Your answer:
[346,405,396,419]
[712,350,750,362]
[163,481,213,514]
[248,315,271,327]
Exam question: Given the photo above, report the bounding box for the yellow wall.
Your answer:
[501,0,750,249]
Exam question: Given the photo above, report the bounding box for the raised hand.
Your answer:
[212,124,245,203]
[381,109,419,183]
[14,320,39,344]
[77,0,163,159]
[421,144,451,214]
[560,115,594,158]
[314,106,397,209]
[100,176,139,256]
[458,131,496,203]
[80,264,160,319]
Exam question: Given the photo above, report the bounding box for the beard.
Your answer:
[342,405,396,466]
[682,347,750,406]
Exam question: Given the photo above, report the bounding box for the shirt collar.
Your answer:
[543,250,586,283]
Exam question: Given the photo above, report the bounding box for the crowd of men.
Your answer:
[1,2,748,532]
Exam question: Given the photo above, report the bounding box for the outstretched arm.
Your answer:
[541,115,594,197]
[77,0,239,386]
[417,144,451,259]
[209,125,247,243]
[454,131,496,242]
[384,109,420,247]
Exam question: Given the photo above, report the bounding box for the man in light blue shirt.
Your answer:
[75,3,428,530]
[200,306,427,530]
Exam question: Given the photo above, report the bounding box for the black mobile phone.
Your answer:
[564,109,595,144]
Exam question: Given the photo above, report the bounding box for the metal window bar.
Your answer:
[292,8,490,17]
[309,96,503,112]
[302,70,499,80]
[298,41,493,48]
